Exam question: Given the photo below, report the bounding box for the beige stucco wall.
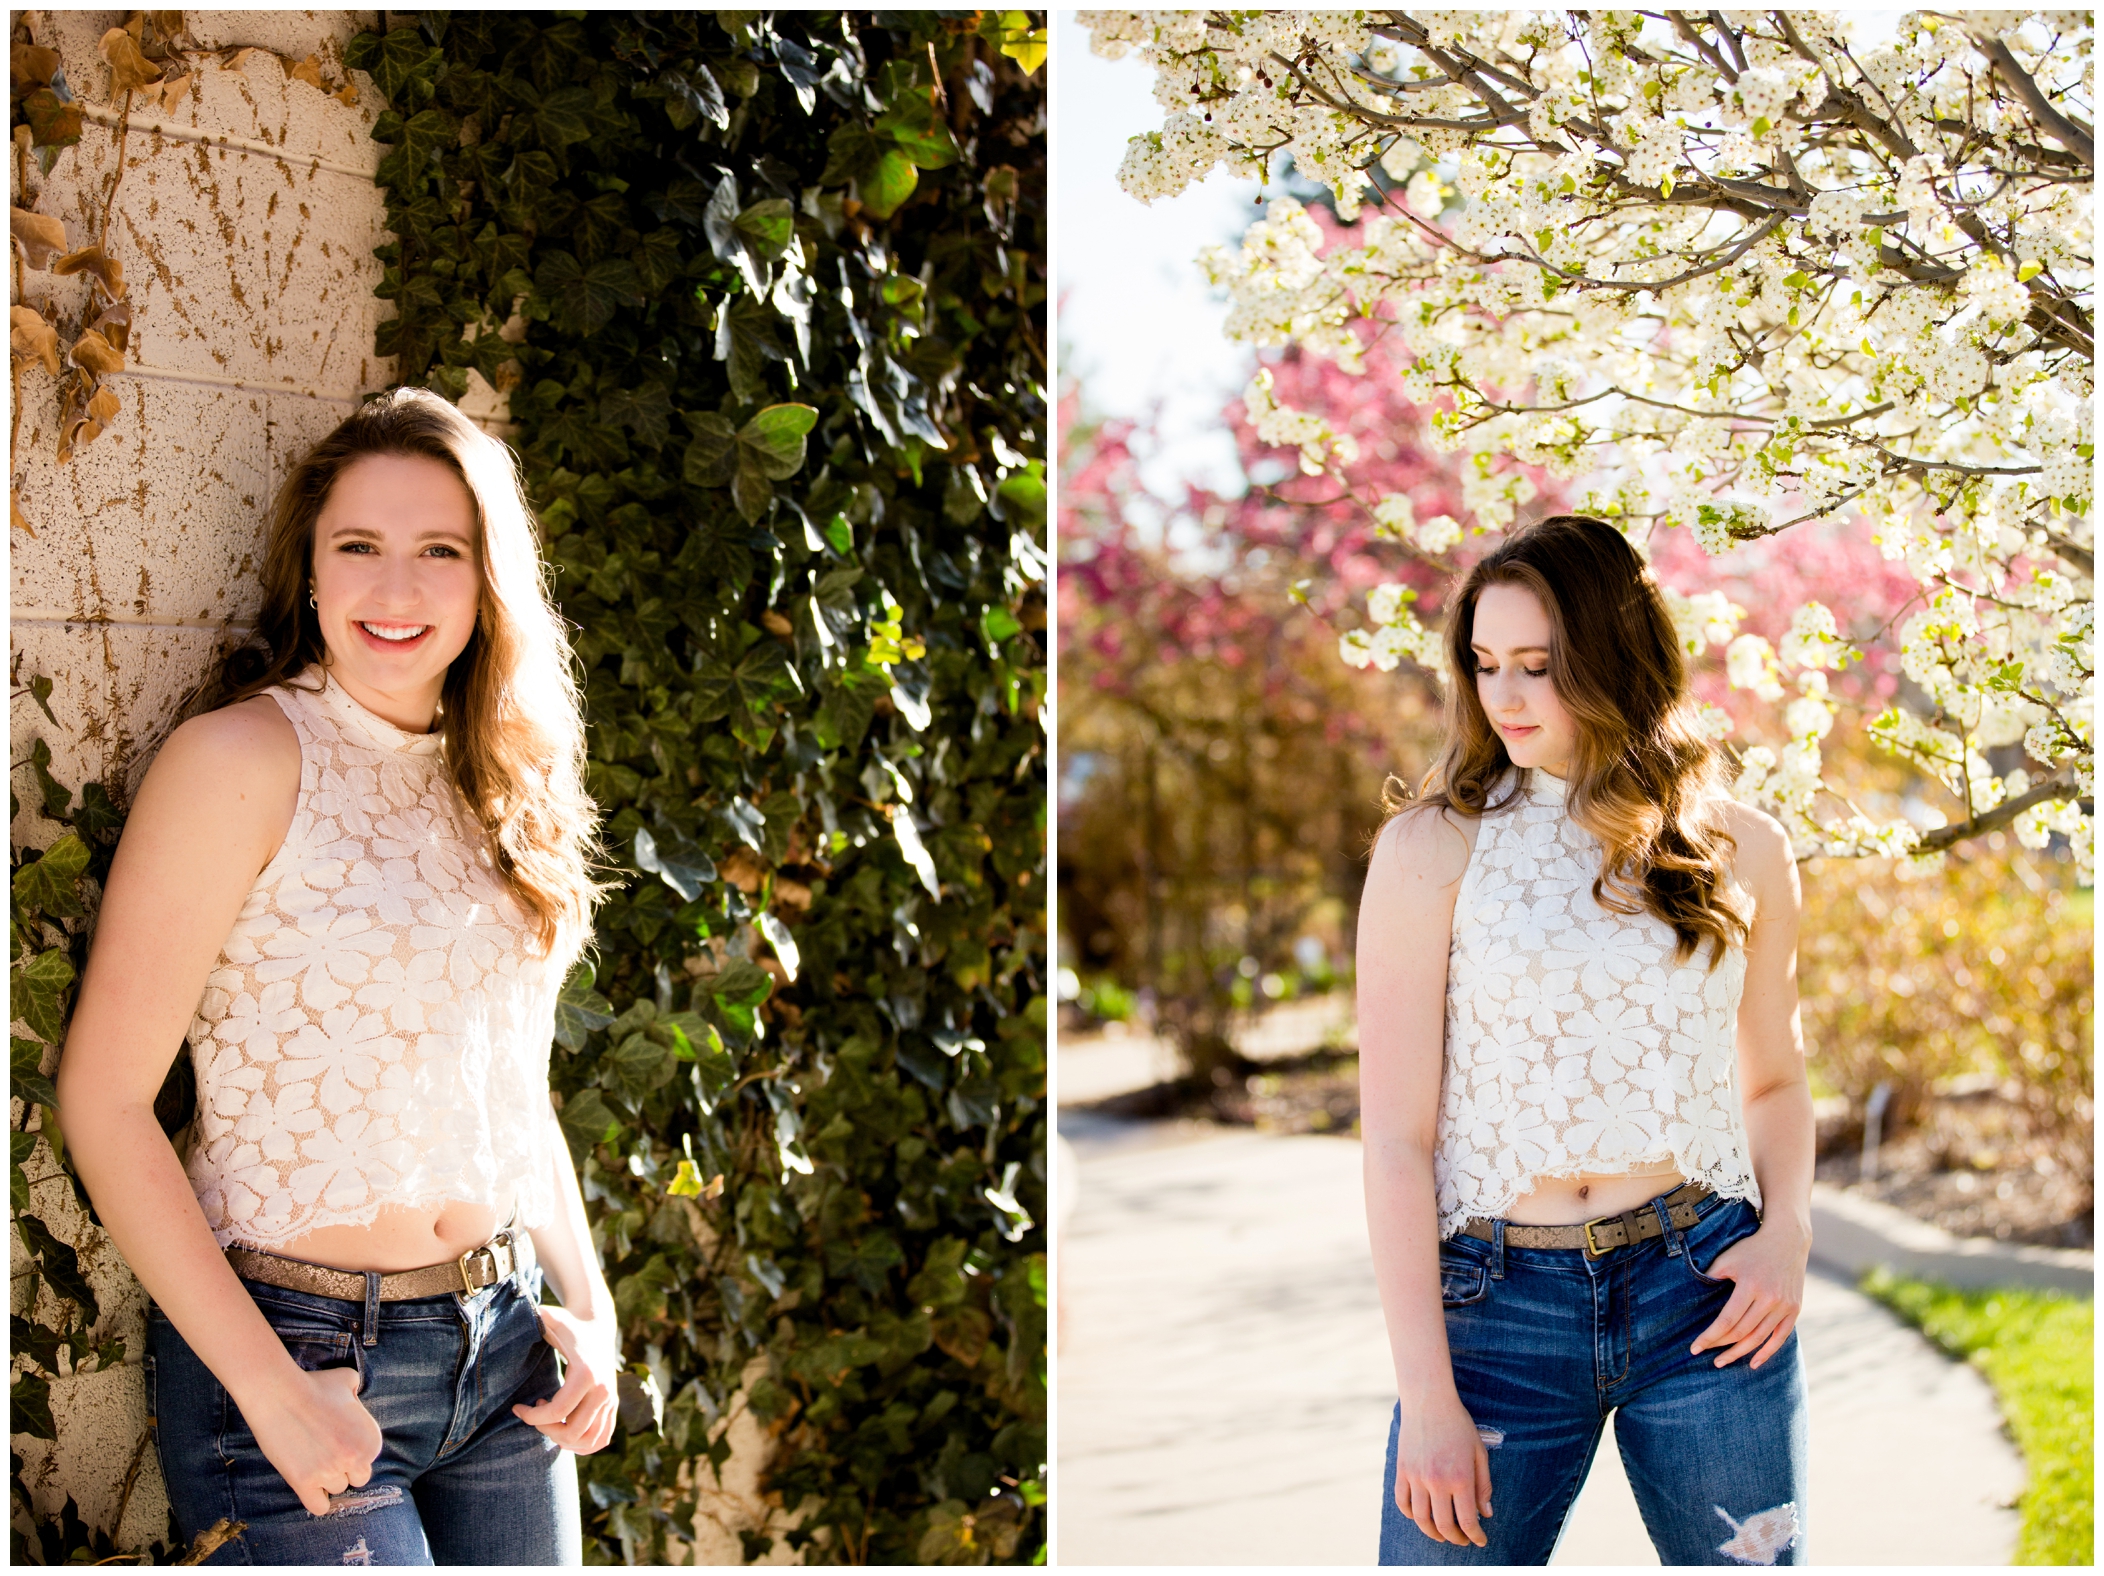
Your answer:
[9,8,391,1553]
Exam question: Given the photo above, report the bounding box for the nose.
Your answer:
[371,550,424,611]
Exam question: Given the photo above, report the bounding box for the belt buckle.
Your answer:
[1582,1218,1608,1258]
[458,1242,494,1293]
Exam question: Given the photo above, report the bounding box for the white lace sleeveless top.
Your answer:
[183,666,562,1249]
[1436,768,1760,1239]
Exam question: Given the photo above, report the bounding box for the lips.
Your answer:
[1498,723,1540,737]
[355,620,433,651]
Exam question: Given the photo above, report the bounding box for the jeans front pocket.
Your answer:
[1438,1255,1489,1308]
[1680,1198,1762,1286]
[247,1308,365,1404]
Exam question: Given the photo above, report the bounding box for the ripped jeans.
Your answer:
[146,1262,580,1565]
[1380,1194,1808,1566]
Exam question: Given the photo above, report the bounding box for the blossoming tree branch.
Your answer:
[1080,8,2093,876]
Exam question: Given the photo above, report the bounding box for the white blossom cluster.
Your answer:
[1087,8,2094,875]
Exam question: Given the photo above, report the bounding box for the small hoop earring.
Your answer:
[308,590,318,609]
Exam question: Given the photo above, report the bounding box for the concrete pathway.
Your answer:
[1054,1118,2026,1567]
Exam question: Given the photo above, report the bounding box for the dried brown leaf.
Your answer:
[71,328,124,376]
[11,305,61,376]
[288,54,326,90]
[11,43,63,89]
[87,384,121,423]
[89,298,132,354]
[50,244,124,299]
[56,377,87,463]
[222,47,276,78]
[100,26,164,94]
[11,490,35,539]
[11,206,68,269]
[151,72,192,112]
[335,81,360,108]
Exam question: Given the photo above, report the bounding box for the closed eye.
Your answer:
[1475,663,1549,678]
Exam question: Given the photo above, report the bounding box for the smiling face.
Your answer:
[1470,581,1577,778]
[310,452,482,732]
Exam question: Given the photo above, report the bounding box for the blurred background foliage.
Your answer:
[1057,335,2092,1234]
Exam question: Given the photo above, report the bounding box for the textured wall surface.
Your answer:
[9,8,389,1552]
[11,9,390,841]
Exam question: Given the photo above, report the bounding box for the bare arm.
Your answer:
[1690,806,1814,1370]
[1358,804,1491,1547]
[54,698,382,1514]
[514,1104,619,1453]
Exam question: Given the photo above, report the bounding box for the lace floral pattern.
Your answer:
[184,668,561,1249]
[1437,768,1760,1239]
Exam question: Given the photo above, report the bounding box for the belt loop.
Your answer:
[1653,1194,1683,1258]
[361,1271,382,1348]
[1489,1218,1506,1280]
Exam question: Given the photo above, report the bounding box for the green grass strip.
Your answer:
[1862,1268,2093,1565]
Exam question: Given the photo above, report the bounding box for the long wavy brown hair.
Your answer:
[1386,514,1751,967]
[216,387,605,962]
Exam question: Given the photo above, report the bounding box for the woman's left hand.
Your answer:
[1690,1221,1809,1371]
[514,1302,622,1453]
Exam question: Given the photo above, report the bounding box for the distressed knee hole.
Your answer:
[1714,1502,1799,1565]
[1475,1425,1504,1448]
[339,1534,374,1564]
[326,1486,403,1519]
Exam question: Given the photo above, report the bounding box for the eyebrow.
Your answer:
[1471,644,1550,656]
[325,524,475,546]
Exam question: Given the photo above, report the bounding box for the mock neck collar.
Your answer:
[1523,766,1568,803]
[299,665,445,758]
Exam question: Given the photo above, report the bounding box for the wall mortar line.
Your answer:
[12,612,260,631]
[111,361,379,403]
[79,103,378,181]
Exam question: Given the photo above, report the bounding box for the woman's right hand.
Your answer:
[242,1365,385,1517]
[1393,1388,1493,1547]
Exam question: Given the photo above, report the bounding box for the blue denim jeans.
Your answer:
[146,1262,580,1565]
[1380,1194,1808,1566]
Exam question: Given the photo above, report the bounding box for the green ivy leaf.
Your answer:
[10,1373,56,1441]
[738,404,818,480]
[350,26,445,103]
[554,963,616,1052]
[860,149,919,220]
[733,199,795,261]
[15,1212,99,1326]
[681,412,739,488]
[13,829,89,917]
[557,1087,621,1154]
[10,947,77,1046]
[534,251,642,337]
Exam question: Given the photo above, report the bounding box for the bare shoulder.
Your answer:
[1710,797,1796,911]
[144,695,300,791]
[1371,800,1475,892]
[127,695,301,863]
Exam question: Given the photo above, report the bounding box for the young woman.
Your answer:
[56,388,617,1565]
[1357,514,1814,1566]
